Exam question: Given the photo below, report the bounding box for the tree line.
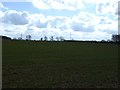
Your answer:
[14,34,65,41]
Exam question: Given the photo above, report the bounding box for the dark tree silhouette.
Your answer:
[40,38,43,41]
[44,36,48,41]
[18,37,22,40]
[59,36,64,41]
[56,37,59,41]
[26,35,31,40]
[50,36,54,41]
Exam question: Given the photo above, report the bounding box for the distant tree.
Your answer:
[101,40,106,42]
[59,36,64,41]
[56,37,59,41]
[107,39,111,42]
[26,35,31,40]
[44,36,48,41]
[13,37,17,40]
[18,37,22,40]
[50,36,54,41]
[21,34,22,39]
[40,38,43,41]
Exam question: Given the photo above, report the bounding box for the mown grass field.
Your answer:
[2,40,119,88]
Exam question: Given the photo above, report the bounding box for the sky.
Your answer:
[0,0,119,41]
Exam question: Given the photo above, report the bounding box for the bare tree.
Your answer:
[18,34,22,40]
[59,36,64,41]
[13,37,17,40]
[50,36,54,41]
[44,36,48,41]
[56,37,59,41]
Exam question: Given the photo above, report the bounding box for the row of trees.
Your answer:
[16,34,65,41]
[41,36,64,41]
[17,35,32,40]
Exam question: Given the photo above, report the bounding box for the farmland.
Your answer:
[2,40,119,88]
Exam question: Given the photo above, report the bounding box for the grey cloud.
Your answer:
[97,3,104,13]
[59,25,67,30]
[99,19,112,24]
[3,10,29,25]
[27,27,34,31]
[35,21,47,28]
[71,22,94,32]
[101,29,118,34]
[4,29,12,32]
[48,17,66,28]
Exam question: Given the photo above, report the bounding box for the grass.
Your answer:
[2,40,119,88]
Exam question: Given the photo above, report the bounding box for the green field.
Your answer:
[2,40,119,88]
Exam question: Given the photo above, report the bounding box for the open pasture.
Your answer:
[2,40,119,88]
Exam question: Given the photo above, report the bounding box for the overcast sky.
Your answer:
[0,0,119,41]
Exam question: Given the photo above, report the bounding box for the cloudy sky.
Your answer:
[0,0,119,41]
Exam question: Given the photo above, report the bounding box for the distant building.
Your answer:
[112,34,120,42]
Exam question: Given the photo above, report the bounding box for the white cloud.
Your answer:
[0,11,4,22]
[0,0,30,2]
[28,13,47,28]
[0,1,118,41]
[95,0,118,15]
[0,2,8,9]
[31,0,50,9]
[46,16,70,30]
[71,12,99,33]
[71,22,95,32]
[84,31,111,41]
[96,15,118,34]
[1,9,117,40]
[70,11,118,40]
[31,0,84,10]
[0,3,4,8]
[72,12,101,26]
[84,0,118,4]
[2,10,29,25]
[0,22,28,38]
[97,21,118,33]
[33,0,118,12]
